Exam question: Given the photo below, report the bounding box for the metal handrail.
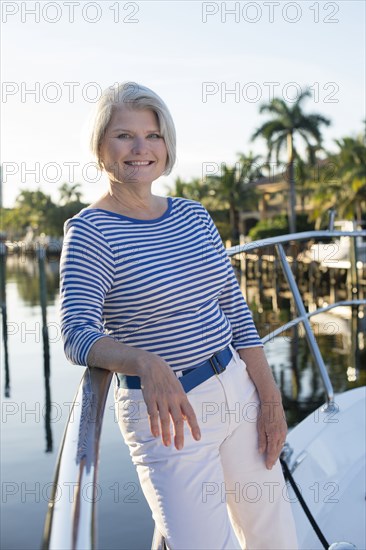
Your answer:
[42,230,366,550]
[227,230,365,406]
[42,368,113,550]
[261,300,366,344]
[226,229,366,255]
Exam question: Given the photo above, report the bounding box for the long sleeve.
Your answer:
[59,216,116,366]
[196,205,263,350]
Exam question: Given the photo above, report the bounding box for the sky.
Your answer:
[1,0,365,208]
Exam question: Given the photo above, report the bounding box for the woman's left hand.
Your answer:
[238,347,288,470]
[257,392,287,469]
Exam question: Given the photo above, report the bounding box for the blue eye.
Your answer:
[148,133,161,139]
[117,133,131,139]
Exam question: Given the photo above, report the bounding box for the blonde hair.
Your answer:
[90,81,176,175]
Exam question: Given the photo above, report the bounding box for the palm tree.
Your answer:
[207,152,263,242]
[313,132,366,223]
[171,177,212,203]
[58,183,82,205]
[251,89,331,233]
[333,134,366,220]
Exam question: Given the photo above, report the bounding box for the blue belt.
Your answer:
[118,345,233,393]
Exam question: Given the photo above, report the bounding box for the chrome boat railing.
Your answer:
[42,229,366,550]
[42,368,113,550]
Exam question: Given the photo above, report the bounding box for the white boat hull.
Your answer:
[286,387,366,550]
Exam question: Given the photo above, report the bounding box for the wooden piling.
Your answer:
[37,246,53,453]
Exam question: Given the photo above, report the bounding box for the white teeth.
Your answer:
[125,161,152,166]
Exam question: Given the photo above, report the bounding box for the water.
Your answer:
[1,256,365,550]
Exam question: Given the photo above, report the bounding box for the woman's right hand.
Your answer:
[87,338,201,450]
[134,349,201,450]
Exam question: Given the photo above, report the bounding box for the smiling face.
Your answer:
[99,106,168,186]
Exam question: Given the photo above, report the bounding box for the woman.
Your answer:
[60,82,298,550]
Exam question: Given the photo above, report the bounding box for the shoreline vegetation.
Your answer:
[1,91,365,246]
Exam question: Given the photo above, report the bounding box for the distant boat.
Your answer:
[309,221,366,269]
[4,233,63,256]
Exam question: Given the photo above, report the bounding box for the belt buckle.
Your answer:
[209,354,225,376]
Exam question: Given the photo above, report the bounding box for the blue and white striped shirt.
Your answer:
[59,197,263,372]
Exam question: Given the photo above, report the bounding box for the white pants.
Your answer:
[115,347,299,550]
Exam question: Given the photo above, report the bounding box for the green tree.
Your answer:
[1,207,28,240]
[1,185,87,239]
[207,153,263,242]
[248,213,314,240]
[15,189,55,233]
[251,88,331,233]
[171,177,212,203]
[58,183,83,205]
[312,132,366,224]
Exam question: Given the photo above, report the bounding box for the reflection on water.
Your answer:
[4,254,60,307]
[1,255,365,550]
[2,254,55,452]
